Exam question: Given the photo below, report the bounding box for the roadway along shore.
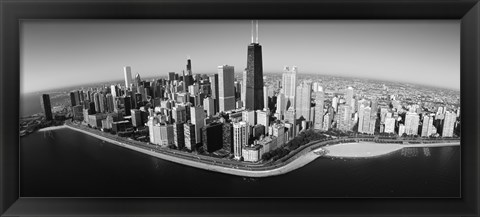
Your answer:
[39,124,461,177]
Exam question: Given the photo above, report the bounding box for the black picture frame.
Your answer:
[1,0,479,216]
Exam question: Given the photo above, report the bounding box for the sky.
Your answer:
[20,20,460,93]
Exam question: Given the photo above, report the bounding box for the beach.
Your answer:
[323,141,461,158]
[37,125,67,132]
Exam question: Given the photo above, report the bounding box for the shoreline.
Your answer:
[31,124,460,177]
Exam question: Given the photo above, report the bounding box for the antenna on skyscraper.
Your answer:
[251,20,254,43]
[256,20,259,43]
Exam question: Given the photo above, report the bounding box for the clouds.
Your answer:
[21,20,459,93]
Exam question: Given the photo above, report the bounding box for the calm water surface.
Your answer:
[20,128,460,197]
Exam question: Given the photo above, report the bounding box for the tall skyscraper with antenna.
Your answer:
[243,20,264,111]
[186,56,192,75]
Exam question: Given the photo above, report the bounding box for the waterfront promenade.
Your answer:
[38,124,461,177]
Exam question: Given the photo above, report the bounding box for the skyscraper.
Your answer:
[70,91,77,106]
[191,106,205,144]
[256,109,270,129]
[173,122,185,149]
[202,122,223,153]
[243,20,264,111]
[105,93,114,113]
[186,57,192,75]
[314,90,324,130]
[203,97,215,117]
[295,81,312,121]
[233,121,249,160]
[184,123,196,151]
[209,74,219,114]
[442,111,456,137]
[131,109,142,127]
[263,86,269,110]
[218,65,236,112]
[98,93,106,113]
[362,106,372,134]
[282,66,297,111]
[124,66,132,90]
[336,104,351,131]
[421,115,431,137]
[345,87,355,112]
[172,106,186,124]
[405,112,420,135]
[358,104,365,133]
[276,92,286,119]
[41,94,53,121]
[384,116,396,133]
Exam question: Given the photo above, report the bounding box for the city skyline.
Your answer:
[21,20,460,94]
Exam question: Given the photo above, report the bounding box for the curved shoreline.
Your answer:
[63,124,321,177]
[35,124,460,177]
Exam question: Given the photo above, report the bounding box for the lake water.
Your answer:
[20,128,460,197]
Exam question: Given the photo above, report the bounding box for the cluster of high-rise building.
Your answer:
[39,21,460,163]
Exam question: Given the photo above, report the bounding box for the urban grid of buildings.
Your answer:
[39,22,460,163]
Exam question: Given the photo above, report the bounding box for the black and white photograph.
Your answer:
[18,19,461,198]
